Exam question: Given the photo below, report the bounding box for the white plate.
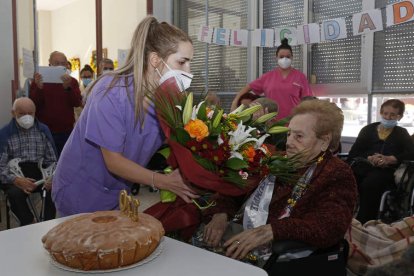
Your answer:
[49,239,164,273]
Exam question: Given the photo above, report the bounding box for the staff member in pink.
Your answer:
[231,38,313,120]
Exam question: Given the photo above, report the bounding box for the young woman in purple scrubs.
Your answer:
[52,16,198,216]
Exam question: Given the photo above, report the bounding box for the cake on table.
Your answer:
[42,210,165,271]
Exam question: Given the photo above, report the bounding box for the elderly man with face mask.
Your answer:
[0,98,58,226]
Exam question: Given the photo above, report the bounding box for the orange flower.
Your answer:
[184,119,209,142]
[243,146,256,162]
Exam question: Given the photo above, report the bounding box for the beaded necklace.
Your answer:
[279,153,325,219]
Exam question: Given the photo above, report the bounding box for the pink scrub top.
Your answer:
[249,68,313,119]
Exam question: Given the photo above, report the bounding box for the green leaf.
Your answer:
[182,92,193,125]
[269,117,290,127]
[222,170,247,188]
[175,128,191,144]
[194,155,216,171]
[197,102,207,121]
[225,158,249,170]
[157,147,171,159]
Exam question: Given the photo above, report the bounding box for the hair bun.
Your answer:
[281,38,289,46]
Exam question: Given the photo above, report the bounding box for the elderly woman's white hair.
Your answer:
[291,99,344,151]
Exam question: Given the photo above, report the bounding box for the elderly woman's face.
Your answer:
[286,114,328,163]
[380,105,401,121]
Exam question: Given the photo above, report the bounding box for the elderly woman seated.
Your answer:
[199,99,358,264]
[348,99,414,224]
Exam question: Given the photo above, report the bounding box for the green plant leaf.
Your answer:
[225,158,249,170]
[222,170,246,188]
[197,101,207,121]
[175,128,191,144]
[158,147,171,159]
[194,155,216,171]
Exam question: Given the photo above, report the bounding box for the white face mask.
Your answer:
[16,115,34,129]
[157,61,193,92]
[277,57,292,69]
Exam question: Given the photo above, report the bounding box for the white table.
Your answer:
[0,217,267,276]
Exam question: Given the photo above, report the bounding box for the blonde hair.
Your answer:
[291,99,344,151]
[89,16,192,123]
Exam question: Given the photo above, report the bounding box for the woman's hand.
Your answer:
[203,213,228,247]
[223,224,273,259]
[368,153,398,168]
[158,169,198,203]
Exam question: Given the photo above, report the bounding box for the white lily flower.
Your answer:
[230,151,244,160]
[256,134,270,149]
[217,135,224,145]
[228,122,259,150]
[191,100,206,120]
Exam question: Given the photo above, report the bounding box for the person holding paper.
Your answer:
[231,38,313,120]
[0,98,57,226]
[52,16,198,217]
[29,51,82,156]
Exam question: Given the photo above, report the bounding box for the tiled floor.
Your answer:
[0,185,160,231]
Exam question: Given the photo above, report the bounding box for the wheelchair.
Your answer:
[347,156,414,223]
[263,239,349,276]
[378,160,414,223]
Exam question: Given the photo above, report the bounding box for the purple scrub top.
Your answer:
[52,74,164,216]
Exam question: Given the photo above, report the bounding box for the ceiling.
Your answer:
[36,0,78,11]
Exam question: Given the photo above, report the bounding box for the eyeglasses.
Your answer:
[103,67,114,71]
[51,62,68,66]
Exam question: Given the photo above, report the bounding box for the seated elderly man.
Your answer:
[200,99,358,267]
[0,98,57,226]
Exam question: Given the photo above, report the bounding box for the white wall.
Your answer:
[46,0,95,67]
[102,0,147,62]
[0,0,14,126]
[38,10,52,66]
[17,0,35,88]
[38,0,146,70]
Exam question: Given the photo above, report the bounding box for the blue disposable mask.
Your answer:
[82,78,93,87]
[380,118,398,129]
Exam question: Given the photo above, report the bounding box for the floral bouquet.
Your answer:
[145,83,297,239]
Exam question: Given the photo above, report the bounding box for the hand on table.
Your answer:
[224,224,273,260]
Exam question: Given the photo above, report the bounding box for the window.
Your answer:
[263,0,304,73]
[175,0,249,112]
[372,0,414,92]
[311,0,362,84]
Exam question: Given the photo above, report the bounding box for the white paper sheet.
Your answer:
[23,48,35,78]
[38,66,67,83]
